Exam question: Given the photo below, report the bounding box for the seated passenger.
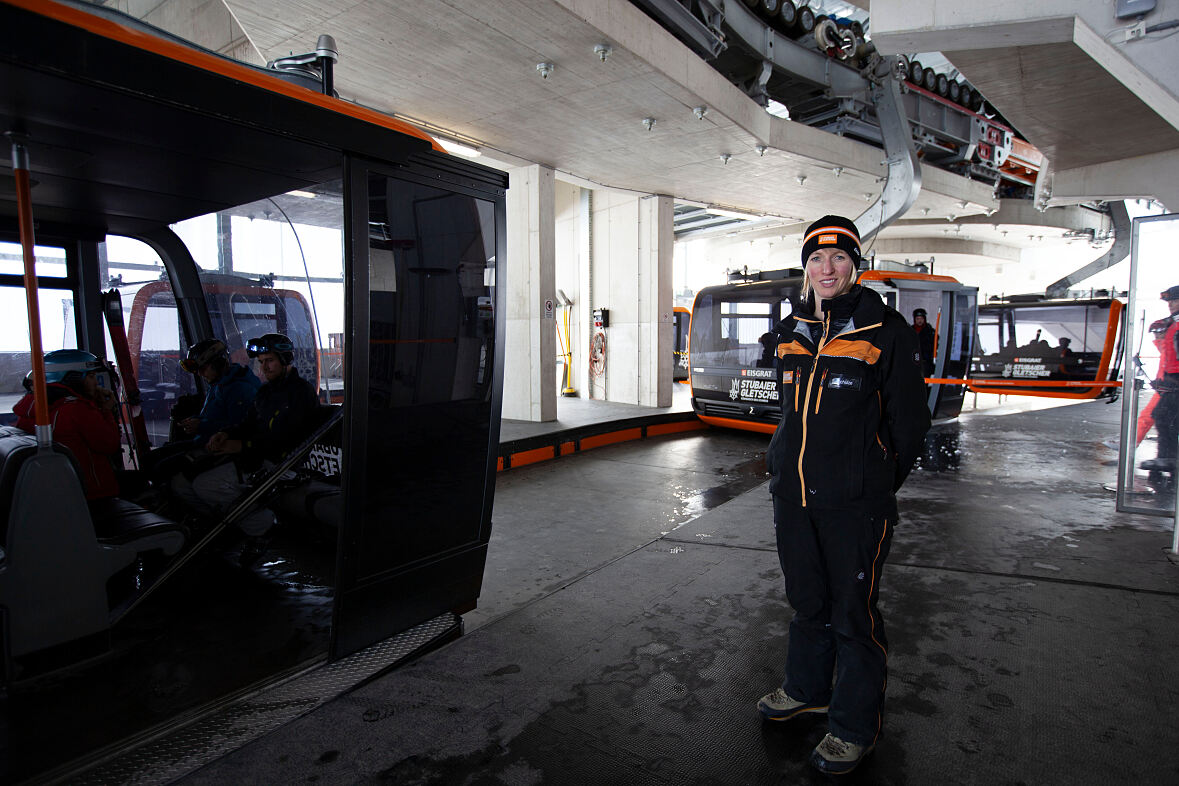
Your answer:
[176,338,262,446]
[170,333,319,567]
[757,332,778,368]
[149,338,262,485]
[12,349,121,500]
[1056,337,1075,376]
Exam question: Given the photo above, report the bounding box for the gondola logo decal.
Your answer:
[730,376,777,402]
[1002,360,1050,378]
[306,443,342,476]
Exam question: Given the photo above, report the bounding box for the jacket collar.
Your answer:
[805,283,884,320]
[213,362,251,388]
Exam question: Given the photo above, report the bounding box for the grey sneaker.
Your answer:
[809,732,875,775]
[756,688,828,721]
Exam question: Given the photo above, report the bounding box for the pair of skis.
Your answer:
[102,288,152,470]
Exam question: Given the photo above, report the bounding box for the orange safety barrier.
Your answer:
[955,379,1121,388]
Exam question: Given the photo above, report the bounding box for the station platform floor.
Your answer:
[171,396,1179,785]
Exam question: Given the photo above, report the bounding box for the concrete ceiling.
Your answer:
[222,0,999,224]
[680,199,1113,266]
[947,42,1179,173]
[868,3,1179,209]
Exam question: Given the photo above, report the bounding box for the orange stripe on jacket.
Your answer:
[820,338,881,364]
[777,341,814,358]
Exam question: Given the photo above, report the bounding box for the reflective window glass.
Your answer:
[171,181,345,404]
[1119,214,1179,516]
[0,286,78,424]
[359,174,497,575]
[690,285,799,368]
[0,241,68,278]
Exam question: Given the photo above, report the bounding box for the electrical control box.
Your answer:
[593,307,610,329]
[1116,0,1155,18]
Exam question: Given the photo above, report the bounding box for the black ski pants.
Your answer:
[1155,374,1179,461]
[772,496,893,746]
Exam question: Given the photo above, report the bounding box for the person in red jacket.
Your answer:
[13,349,122,500]
[1139,287,1179,471]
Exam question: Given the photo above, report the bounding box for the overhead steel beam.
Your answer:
[1045,201,1130,297]
[629,0,726,58]
[855,57,922,244]
[719,0,866,95]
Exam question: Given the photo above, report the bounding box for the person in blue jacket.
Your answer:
[149,338,260,485]
[175,338,261,445]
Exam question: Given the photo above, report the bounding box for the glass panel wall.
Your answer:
[1118,213,1179,516]
[172,182,346,404]
[0,282,78,425]
[359,173,497,577]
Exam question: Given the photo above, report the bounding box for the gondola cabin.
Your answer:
[0,0,506,780]
[688,268,976,434]
[969,295,1125,399]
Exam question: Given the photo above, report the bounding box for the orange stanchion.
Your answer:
[10,137,51,445]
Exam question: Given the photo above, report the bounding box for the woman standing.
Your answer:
[758,215,930,775]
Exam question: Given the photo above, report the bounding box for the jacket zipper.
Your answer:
[816,369,828,413]
[875,391,887,457]
[797,313,830,506]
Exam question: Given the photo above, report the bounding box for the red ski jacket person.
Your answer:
[13,350,122,500]
[1142,286,1179,471]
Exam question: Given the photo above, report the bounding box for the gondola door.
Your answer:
[879,277,977,420]
[332,156,507,658]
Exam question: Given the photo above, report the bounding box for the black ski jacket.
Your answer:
[765,284,931,510]
[225,366,320,468]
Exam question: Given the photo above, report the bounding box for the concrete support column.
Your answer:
[590,191,673,407]
[504,164,557,422]
[640,195,674,408]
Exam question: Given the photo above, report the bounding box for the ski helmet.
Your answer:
[181,338,228,373]
[42,349,104,386]
[246,333,295,365]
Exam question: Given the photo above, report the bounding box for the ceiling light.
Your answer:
[594,44,612,62]
[285,189,316,199]
[536,62,554,79]
[437,138,481,158]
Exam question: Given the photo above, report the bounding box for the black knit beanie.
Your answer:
[801,215,862,265]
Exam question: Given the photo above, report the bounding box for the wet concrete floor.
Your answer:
[179,401,1179,785]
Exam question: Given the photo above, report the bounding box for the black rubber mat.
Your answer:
[169,402,1179,784]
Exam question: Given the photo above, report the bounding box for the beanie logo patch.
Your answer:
[818,234,838,244]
